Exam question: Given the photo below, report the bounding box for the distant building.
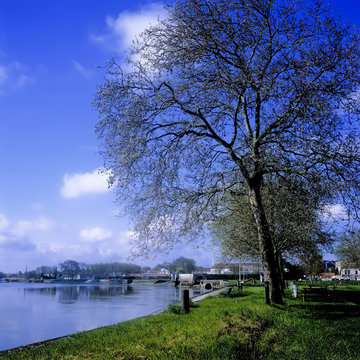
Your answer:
[209,262,263,276]
[159,268,170,275]
[320,272,335,281]
[335,261,342,273]
[335,260,360,280]
[209,263,232,275]
[341,267,360,280]
[323,260,336,271]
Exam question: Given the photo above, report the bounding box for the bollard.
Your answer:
[181,289,190,313]
[264,281,270,305]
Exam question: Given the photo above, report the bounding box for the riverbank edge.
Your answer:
[0,286,231,355]
[2,286,360,359]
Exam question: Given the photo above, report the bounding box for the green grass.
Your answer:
[1,286,360,359]
[293,280,360,288]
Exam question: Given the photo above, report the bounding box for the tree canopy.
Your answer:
[59,259,80,279]
[95,0,360,303]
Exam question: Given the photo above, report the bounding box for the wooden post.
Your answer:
[181,289,190,313]
[264,281,270,305]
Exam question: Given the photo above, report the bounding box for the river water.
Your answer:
[0,281,204,351]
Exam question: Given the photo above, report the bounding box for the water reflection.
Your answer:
[23,284,133,304]
[0,282,207,351]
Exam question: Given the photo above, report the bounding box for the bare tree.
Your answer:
[210,178,334,288]
[301,251,325,279]
[335,230,360,267]
[95,0,360,303]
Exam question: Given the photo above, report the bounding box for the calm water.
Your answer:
[0,281,203,351]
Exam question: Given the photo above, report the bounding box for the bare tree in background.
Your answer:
[336,230,360,267]
[210,178,334,290]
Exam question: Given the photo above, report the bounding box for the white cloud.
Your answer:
[0,66,8,84]
[0,213,9,230]
[31,202,44,211]
[337,87,360,115]
[60,168,111,198]
[0,61,33,92]
[92,3,165,52]
[80,227,112,243]
[15,216,55,235]
[0,214,54,238]
[0,234,36,252]
[323,204,348,221]
[72,60,92,78]
[0,214,55,265]
[115,230,133,248]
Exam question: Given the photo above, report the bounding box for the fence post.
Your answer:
[264,281,270,305]
[181,289,190,313]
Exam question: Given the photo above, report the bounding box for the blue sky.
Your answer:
[0,1,359,273]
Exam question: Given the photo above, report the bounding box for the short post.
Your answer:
[290,282,297,298]
[237,280,243,290]
[264,281,270,305]
[181,289,190,313]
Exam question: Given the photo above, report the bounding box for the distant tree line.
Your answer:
[0,258,202,280]
[58,260,143,278]
[155,257,196,274]
[9,258,199,280]
[2,261,144,280]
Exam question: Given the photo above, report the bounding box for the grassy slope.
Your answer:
[1,286,360,359]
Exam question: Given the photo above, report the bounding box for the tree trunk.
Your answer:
[277,253,285,295]
[248,181,283,304]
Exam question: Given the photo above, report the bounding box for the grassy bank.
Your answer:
[1,286,360,359]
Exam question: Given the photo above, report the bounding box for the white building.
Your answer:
[341,268,360,280]
[336,261,360,280]
[209,263,232,274]
[159,268,170,275]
